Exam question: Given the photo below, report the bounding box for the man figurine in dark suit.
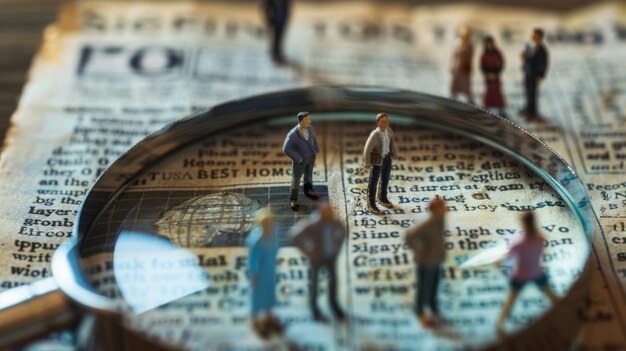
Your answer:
[405,198,447,328]
[262,0,291,63]
[520,28,548,119]
[363,113,399,215]
[283,112,319,211]
[291,202,346,322]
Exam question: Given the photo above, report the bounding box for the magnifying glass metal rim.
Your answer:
[0,85,597,350]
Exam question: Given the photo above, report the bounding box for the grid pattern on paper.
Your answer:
[82,185,329,255]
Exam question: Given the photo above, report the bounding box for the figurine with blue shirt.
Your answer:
[246,209,283,339]
[283,112,320,211]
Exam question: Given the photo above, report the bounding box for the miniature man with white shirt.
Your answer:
[363,113,399,215]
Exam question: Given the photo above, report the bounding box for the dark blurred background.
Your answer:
[0,0,599,148]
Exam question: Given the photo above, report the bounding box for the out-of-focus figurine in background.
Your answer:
[450,26,474,104]
[405,198,448,328]
[363,113,399,215]
[262,0,291,63]
[291,202,346,322]
[496,212,559,335]
[480,36,506,116]
[520,28,549,119]
[283,112,320,211]
[246,209,283,339]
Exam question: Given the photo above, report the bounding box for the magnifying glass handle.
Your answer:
[0,277,81,348]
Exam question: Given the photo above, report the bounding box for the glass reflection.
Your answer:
[80,116,588,350]
[114,230,210,314]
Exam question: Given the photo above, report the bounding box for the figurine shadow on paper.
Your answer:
[287,61,338,85]
[405,198,447,329]
[290,202,346,323]
[495,212,559,336]
[519,28,549,121]
[246,209,284,339]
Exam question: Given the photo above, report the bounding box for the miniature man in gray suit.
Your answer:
[405,198,447,328]
[283,112,319,211]
[363,113,399,215]
[291,202,346,322]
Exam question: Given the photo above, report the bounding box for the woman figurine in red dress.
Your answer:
[481,36,506,116]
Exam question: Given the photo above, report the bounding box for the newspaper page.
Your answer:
[0,1,625,350]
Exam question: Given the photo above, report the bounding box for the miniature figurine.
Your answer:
[405,198,447,328]
[291,202,346,322]
[451,26,474,104]
[363,113,399,215]
[520,28,548,119]
[480,36,506,116]
[496,212,559,335]
[283,112,320,211]
[246,209,283,339]
[262,0,291,63]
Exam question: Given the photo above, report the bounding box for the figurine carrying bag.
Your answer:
[371,151,382,165]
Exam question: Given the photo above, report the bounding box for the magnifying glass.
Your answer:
[0,86,595,350]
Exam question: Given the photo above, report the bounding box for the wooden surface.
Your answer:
[0,0,596,149]
[0,0,61,148]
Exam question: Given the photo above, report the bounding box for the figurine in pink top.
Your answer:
[496,212,559,334]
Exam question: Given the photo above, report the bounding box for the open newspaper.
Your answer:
[0,1,625,349]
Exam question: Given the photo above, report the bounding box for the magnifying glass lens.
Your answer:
[79,113,588,350]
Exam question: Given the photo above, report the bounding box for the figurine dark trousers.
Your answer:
[524,75,538,116]
[310,263,344,320]
[265,0,289,61]
[271,18,287,60]
[290,161,314,201]
[367,154,392,207]
[415,264,441,315]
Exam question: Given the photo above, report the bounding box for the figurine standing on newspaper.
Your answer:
[405,198,448,328]
[291,202,346,322]
[496,212,559,335]
[363,113,399,215]
[246,209,283,339]
[450,26,474,104]
[480,36,506,115]
[520,28,548,119]
[262,0,291,63]
[283,112,320,211]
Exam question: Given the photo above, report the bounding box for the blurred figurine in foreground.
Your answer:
[480,36,506,116]
[520,28,548,119]
[450,26,474,104]
[496,212,558,335]
[283,112,320,211]
[291,202,346,322]
[246,209,283,339]
[262,0,291,63]
[363,113,399,215]
[405,198,447,328]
